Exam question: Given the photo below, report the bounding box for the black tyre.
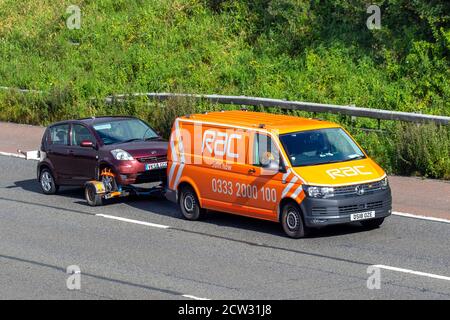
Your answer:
[179,185,204,220]
[361,217,385,229]
[39,168,59,195]
[85,183,103,207]
[281,202,309,238]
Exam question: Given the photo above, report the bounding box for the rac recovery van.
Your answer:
[166,111,392,238]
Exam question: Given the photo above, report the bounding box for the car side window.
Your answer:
[71,124,94,146]
[49,124,70,146]
[252,133,280,167]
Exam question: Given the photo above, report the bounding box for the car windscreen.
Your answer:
[279,128,365,167]
[93,119,158,145]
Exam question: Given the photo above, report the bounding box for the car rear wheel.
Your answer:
[281,202,309,238]
[179,185,204,220]
[361,217,385,229]
[39,168,59,195]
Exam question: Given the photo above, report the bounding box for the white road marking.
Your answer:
[393,211,450,224]
[0,152,25,159]
[182,294,210,300]
[373,265,450,282]
[96,214,170,229]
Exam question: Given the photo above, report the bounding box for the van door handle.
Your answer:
[248,168,256,174]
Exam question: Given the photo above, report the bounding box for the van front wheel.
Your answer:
[281,202,309,238]
[179,186,204,221]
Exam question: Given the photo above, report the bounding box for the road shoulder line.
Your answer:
[392,211,450,224]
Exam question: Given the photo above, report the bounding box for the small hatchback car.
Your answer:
[37,116,168,195]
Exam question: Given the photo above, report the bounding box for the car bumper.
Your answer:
[117,168,167,185]
[112,160,167,185]
[300,187,392,228]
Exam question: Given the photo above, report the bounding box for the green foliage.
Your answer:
[392,123,450,179]
[0,0,449,178]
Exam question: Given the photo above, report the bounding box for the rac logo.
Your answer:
[326,166,373,179]
[202,129,242,159]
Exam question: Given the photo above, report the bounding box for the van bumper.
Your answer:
[300,188,392,228]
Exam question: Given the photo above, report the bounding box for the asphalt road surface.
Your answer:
[0,156,449,300]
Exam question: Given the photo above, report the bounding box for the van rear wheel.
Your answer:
[179,185,204,221]
[281,202,309,238]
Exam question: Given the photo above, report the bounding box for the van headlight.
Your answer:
[305,186,335,198]
[111,149,134,161]
[380,177,389,189]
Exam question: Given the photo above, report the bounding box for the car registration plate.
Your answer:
[350,211,376,221]
[145,162,168,171]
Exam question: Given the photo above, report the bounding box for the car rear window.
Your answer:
[49,124,70,146]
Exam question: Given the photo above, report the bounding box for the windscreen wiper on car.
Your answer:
[121,138,143,143]
[145,136,161,141]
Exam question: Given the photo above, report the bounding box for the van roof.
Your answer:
[180,110,339,134]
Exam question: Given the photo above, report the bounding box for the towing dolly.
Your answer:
[84,169,165,206]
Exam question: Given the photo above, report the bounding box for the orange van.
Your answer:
[166,111,391,238]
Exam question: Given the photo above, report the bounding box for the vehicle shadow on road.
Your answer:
[125,198,370,239]
[11,179,374,239]
[11,179,85,200]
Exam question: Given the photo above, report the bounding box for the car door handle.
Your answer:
[68,150,74,155]
[248,168,256,174]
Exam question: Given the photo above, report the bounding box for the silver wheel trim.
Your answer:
[41,172,53,192]
[183,194,195,212]
[286,210,299,230]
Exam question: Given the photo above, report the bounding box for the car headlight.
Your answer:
[380,176,389,188]
[305,186,335,198]
[111,149,134,161]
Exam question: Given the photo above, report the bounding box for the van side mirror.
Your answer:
[261,160,281,175]
[80,140,95,148]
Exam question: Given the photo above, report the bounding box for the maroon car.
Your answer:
[37,116,168,195]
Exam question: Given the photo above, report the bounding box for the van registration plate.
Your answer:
[350,211,376,221]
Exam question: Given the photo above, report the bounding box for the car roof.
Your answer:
[179,110,339,134]
[48,116,139,127]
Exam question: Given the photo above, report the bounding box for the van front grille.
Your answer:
[334,181,383,197]
[311,200,389,216]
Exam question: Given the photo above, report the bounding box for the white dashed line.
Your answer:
[373,265,450,282]
[392,211,450,224]
[96,214,170,229]
[0,152,25,159]
[182,294,211,300]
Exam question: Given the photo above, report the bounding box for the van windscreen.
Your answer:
[279,128,365,167]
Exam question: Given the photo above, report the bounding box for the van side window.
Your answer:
[72,124,94,146]
[252,133,280,167]
[49,124,70,146]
